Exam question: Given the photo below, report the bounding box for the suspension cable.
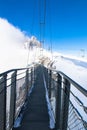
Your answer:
[26,0,36,67]
[48,0,53,59]
[39,0,46,52]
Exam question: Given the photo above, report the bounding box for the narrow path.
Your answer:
[13,66,52,130]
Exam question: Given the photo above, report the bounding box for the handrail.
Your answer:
[0,64,35,130]
[44,66,87,130]
[50,68,87,97]
[58,71,87,97]
[0,68,26,77]
[0,64,34,77]
[0,64,87,130]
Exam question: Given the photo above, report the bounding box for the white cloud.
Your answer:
[0,18,29,72]
[0,18,27,50]
[0,18,41,72]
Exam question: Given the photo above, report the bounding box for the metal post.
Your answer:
[61,78,70,130]
[4,74,7,130]
[33,66,35,82]
[0,74,7,130]
[26,69,29,96]
[49,70,51,99]
[46,68,48,89]
[55,73,62,130]
[34,66,36,82]
[33,67,34,82]
[43,67,48,89]
[9,71,17,128]
[31,68,32,87]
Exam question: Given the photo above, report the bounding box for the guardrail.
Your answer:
[43,67,87,130]
[0,65,35,130]
[0,65,87,130]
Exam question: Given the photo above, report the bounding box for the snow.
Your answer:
[43,73,55,129]
[0,18,41,73]
[52,54,87,89]
[0,17,87,89]
[50,53,87,122]
[14,84,35,128]
[0,18,87,123]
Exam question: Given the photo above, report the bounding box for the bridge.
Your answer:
[0,64,87,130]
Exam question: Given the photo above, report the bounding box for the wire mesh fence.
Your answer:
[67,101,87,130]
[0,65,87,130]
[46,68,87,130]
[62,87,87,130]
[0,66,34,130]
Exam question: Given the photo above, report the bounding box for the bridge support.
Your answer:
[31,68,33,87]
[61,78,70,130]
[9,71,17,129]
[55,73,62,130]
[25,69,29,96]
[48,70,52,99]
[0,74,7,130]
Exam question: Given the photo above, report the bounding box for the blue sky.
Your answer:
[0,0,87,53]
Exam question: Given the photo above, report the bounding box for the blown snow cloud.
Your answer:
[0,18,27,50]
[24,36,41,49]
[0,18,42,72]
[0,18,28,72]
[0,18,40,72]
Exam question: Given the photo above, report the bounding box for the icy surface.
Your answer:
[43,73,55,129]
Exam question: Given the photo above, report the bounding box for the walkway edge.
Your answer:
[43,72,55,129]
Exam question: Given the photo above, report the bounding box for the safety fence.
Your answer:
[43,67,87,130]
[0,65,35,130]
[0,65,87,130]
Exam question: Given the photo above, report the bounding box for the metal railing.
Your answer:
[43,67,87,130]
[0,65,87,130]
[0,65,35,130]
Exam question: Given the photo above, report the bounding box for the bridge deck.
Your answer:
[13,66,52,130]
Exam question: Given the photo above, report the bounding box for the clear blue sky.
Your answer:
[0,0,87,53]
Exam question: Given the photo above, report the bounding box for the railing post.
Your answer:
[34,66,37,82]
[49,70,52,99]
[43,67,48,89]
[61,78,70,130]
[46,68,49,89]
[26,69,29,96]
[33,66,35,82]
[33,66,35,83]
[9,71,17,129]
[31,68,32,87]
[55,73,62,130]
[0,74,7,130]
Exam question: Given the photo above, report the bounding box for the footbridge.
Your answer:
[0,64,87,130]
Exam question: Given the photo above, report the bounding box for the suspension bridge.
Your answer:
[0,64,87,130]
